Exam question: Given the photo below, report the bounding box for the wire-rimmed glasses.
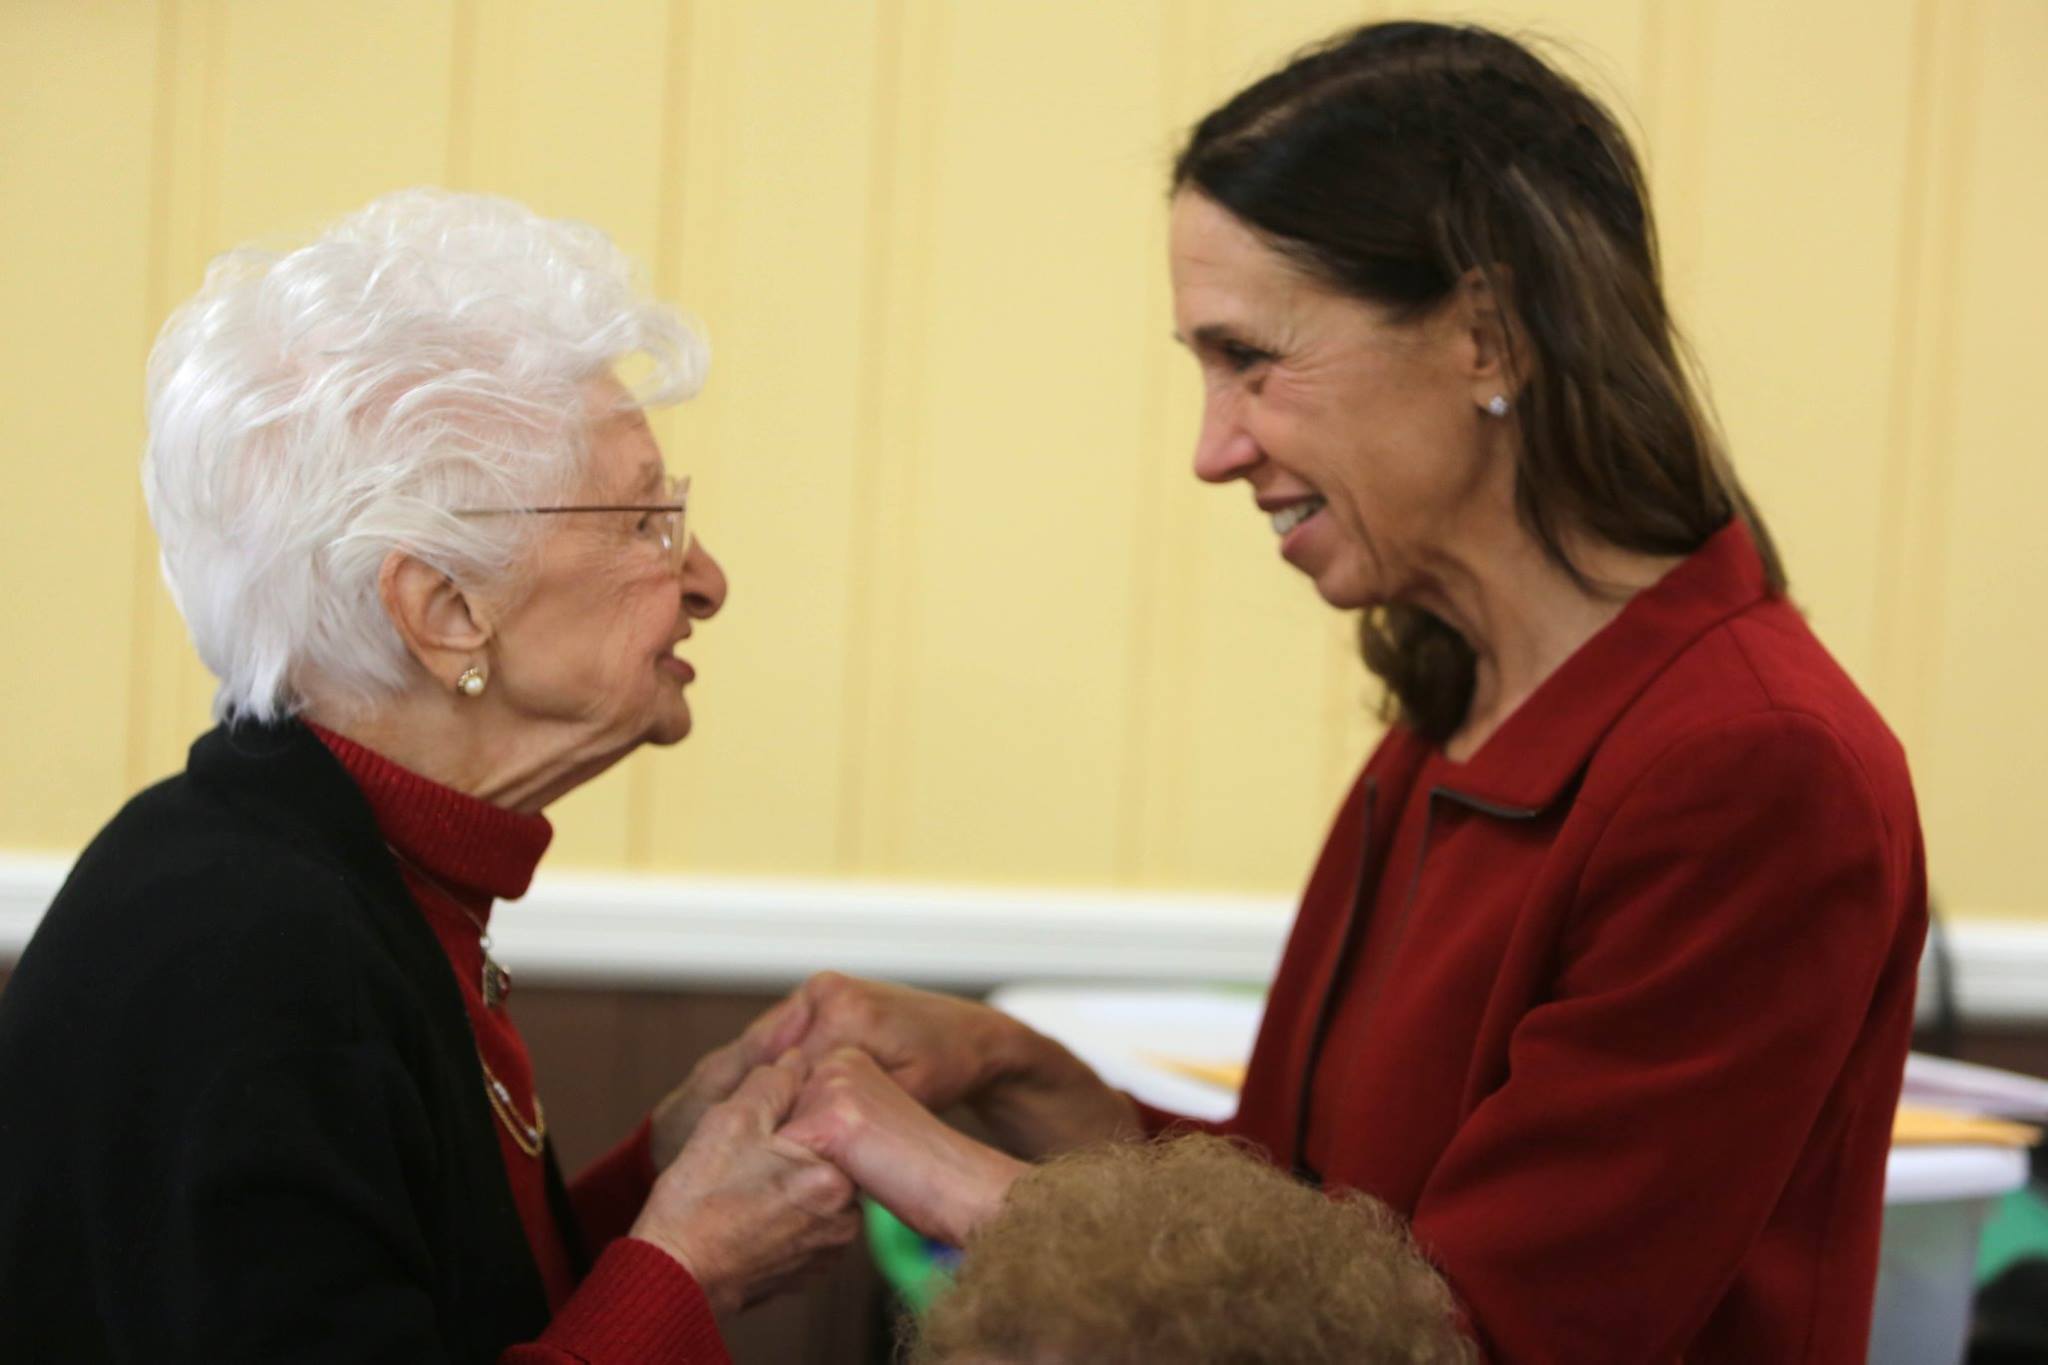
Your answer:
[455,474,692,575]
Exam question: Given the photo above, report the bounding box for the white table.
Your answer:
[989,985,2033,1365]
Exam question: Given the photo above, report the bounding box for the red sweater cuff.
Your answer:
[569,1116,659,1251]
[527,1238,729,1364]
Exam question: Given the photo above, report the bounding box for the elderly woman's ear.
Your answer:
[376,550,496,696]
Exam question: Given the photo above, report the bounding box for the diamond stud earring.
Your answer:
[1484,394,1511,417]
[456,666,487,698]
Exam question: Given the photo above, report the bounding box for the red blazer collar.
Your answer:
[1416,519,1773,815]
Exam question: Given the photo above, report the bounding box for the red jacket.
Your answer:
[1150,521,1927,1363]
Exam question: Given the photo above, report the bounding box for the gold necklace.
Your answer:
[383,844,545,1158]
[385,843,513,1010]
[480,1049,547,1158]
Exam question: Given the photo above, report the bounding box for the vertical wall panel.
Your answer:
[1636,0,1715,322]
[129,0,462,784]
[0,0,2041,926]
[450,0,674,867]
[1919,0,2048,917]
[1685,2,1920,694]
[851,0,1174,883]
[1124,0,1389,894]
[129,0,229,786]
[645,0,888,877]
[1872,0,1970,808]
[0,4,162,841]
[842,0,942,876]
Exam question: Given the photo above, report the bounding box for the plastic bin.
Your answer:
[1871,1146,2030,1365]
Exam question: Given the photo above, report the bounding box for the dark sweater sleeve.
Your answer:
[154,1040,729,1365]
[153,1039,465,1360]
[93,869,728,1364]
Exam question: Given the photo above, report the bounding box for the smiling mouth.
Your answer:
[1270,497,1327,536]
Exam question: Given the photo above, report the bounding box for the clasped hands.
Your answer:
[628,972,1139,1317]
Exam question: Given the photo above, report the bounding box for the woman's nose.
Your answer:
[680,535,727,620]
[1192,394,1261,484]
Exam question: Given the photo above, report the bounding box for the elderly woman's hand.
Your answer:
[779,1047,1028,1247]
[794,973,1007,1109]
[649,992,813,1168]
[631,1051,861,1316]
[794,972,1141,1160]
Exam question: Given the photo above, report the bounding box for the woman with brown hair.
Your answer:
[778,20,1926,1363]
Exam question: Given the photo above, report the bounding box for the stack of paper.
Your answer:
[1893,1105,2040,1148]
[1901,1053,2048,1121]
[1143,1050,2048,1149]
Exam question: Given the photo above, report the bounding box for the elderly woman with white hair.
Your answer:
[0,189,855,1363]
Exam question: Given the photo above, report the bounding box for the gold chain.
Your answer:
[378,845,545,1157]
[479,1048,547,1158]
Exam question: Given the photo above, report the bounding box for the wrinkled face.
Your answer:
[485,378,727,756]
[1169,190,1504,609]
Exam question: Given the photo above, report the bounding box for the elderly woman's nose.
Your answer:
[681,537,727,620]
[1193,397,1261,484]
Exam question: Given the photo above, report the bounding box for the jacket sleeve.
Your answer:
[153,1038,456,1361]
[1407,713,1919,1363]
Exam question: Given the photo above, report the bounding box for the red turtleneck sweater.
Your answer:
[311,724,729,1365]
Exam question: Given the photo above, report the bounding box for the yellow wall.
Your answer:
[1,1,2041,919]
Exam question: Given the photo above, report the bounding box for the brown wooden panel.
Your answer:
[515,983,891,1364]
[1931,1028,2048,1087]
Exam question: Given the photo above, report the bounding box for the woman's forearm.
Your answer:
[973,1017,1142,1159]
[791,974,1142,1159]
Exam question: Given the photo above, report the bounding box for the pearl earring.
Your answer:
[1484,394,1511,417]
[456,666,487,698]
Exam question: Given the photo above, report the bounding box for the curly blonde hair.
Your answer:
[910,1134,1475,1365]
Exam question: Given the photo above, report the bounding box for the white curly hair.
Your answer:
[142,187,707,723]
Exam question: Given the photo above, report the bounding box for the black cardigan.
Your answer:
[0,721,584,1362]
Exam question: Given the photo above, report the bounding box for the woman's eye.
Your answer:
[1219,341,1271,373]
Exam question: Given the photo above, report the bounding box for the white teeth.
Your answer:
[1270,498,1325,536]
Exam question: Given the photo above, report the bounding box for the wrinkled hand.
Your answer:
[650,992,812,1168]
[794,972,1140,1160]
[794,973,1010,1111]
[631,1051,861,1316]
[779,1047,1026,1248]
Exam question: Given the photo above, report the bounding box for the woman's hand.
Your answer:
[794,972,1141,1159]
[630,1051,862,1317]
[779,1047,1027,1247]
[649,992,812,1168]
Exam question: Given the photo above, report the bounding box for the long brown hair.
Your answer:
[1174,21,1784,741]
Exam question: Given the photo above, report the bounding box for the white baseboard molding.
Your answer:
[2,851,2044,1017]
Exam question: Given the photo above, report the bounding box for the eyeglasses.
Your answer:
[456,474,692,576]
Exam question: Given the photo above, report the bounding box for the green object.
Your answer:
[1978,1185,2048,1284]
[864,1199,954,1314]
